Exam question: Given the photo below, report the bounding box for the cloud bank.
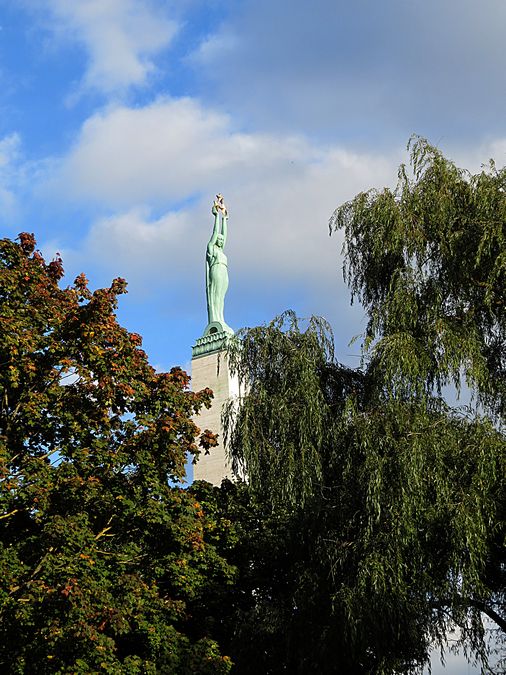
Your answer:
[47,97,399,297]
[26,0,178,95]
[191,0,506,144]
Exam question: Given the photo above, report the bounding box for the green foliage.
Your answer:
[224,313,505,673]
[0,234,233,673]
[225,311,355,507]
[190,477,325,674]
[4,137,503,674]
[329,138,506,667]
[330,136,505,417]
[221,141,505,673]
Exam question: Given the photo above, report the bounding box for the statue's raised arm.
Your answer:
[204,195,233,336]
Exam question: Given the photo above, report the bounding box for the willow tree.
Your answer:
[330,136,505,417]
[223,140,505,674]
[329,137,505,670]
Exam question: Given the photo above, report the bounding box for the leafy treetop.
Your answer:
[0,234,232,674]
[330,137,505,419]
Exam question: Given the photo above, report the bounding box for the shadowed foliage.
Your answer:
[216,140,505,674]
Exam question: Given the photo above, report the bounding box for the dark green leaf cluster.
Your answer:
[225,312,346,507]
[223,313,505,673]
[219,141,505,673]
[330,136,505,417]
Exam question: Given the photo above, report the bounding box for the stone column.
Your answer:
[191,331,239,485]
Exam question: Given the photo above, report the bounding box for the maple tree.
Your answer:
[0,233,233,674]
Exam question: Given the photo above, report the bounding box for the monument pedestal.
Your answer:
[192,331,239,485]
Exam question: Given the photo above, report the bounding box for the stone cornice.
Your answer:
[192,330,232,358]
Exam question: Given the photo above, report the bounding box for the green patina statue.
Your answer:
[205,194,233,336]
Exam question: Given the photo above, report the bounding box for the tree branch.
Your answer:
[431,598,506,633]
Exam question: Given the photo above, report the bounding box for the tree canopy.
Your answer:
[221,140,505,674]
[0,234,234,673]
[330,136,505,418]
[1,138,504,674]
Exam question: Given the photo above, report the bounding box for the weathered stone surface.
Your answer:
[192,329,231,359]
[192,349,239,485]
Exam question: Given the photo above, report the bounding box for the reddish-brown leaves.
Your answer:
[17,232,36,255]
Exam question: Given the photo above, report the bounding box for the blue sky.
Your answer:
[1,2,504,670]
[1,0,505,377]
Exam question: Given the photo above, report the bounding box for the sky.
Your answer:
[1,0,505,375]
[1,1,504,671]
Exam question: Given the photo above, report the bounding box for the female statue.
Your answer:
[205,194,232,334]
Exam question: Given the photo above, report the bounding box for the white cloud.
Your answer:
[50,96,399,296]
[188,0,506,145]
[452,137,506,174]
[34,94,506,340]
[53,96,397,208]
[53,97,241,203]
[0,133,23,221]
[30,0,178,95]
[189,32,238,65]
[0,134,20,169]
[84,206,195,281]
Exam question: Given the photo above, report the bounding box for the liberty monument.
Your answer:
[205,194,233,336]
[192,195,239,484]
